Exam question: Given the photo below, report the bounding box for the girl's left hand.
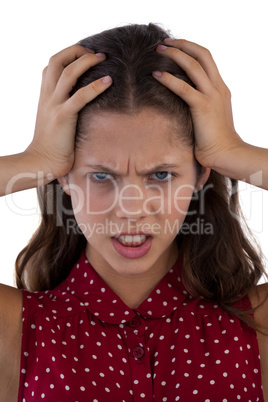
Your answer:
[153,39,243,169]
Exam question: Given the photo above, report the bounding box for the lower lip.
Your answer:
[111,236,152,259]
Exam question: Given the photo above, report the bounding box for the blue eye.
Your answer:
[151,172,173,181]
[90,172,113,182]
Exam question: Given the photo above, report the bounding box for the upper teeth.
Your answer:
[117,234,147,246]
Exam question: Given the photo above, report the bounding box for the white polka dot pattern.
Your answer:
[18,251,264,401]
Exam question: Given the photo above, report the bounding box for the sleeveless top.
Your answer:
[18,250,264,401]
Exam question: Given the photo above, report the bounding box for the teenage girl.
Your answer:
[0,23,267,401]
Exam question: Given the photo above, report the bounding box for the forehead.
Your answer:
[78,108,188,145]
[75,109,194,168]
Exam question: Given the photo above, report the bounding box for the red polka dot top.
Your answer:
[18,250,264,401]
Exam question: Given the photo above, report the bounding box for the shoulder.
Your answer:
[0,283,23,332]
[248,282,268,326]
[0,284,23,397]
[248,282,268,400]
[0,283,23,346]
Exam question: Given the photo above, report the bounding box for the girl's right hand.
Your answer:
[26,45,112,179]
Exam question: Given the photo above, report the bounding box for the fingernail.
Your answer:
[95,52,105,58]
[102,75,112,84]
[85,48,95,53]
[157,45,168,51]
[153,71,162,78]
[164,38,174,42]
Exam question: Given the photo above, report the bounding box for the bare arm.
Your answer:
[153,39,268,190]
[211,142,268,190]
[0,152,54,196]
[0,45,112,197]
[0,284,23,401]
[248,284,268,400]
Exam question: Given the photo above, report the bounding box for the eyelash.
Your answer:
[88,172,176,184]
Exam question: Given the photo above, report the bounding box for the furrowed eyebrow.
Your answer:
[86,163,180,176]
[86,164,118,174]
[138,164,180,175]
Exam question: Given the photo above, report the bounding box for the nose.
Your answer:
[115,183,147,219]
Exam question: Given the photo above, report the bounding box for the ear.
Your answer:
[57,175,71,196]
[195,166,211,192]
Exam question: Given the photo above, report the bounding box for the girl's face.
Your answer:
[59,108,210,279]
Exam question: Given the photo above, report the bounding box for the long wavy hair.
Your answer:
[15,23,267,330]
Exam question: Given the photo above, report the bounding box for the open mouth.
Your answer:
[111,233,152,259]
[115,234,148,247]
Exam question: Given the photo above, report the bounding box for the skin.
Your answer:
[58,109,210,308]
[154,40,268,190]
[0,39,267,400]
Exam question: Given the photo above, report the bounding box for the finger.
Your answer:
[64,75,113,115]
[157,44,213,94]
[152,71,203,108]
[53,52,106,103]
[43,45,94,95]
[164,39,222,86]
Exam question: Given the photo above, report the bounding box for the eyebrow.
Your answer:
[85,163,180,175]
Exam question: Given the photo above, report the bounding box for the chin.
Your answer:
[112,254,158,277]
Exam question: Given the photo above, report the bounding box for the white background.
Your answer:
[0,0,267,287]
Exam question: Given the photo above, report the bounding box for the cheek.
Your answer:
[88,192,117,215]
[156,176,196,218]
[160,185,195,238]
[69,182,118,242]
[172,184,195,216]
[70,181,117,215]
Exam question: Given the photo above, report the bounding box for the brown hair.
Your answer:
[15,23,267,330]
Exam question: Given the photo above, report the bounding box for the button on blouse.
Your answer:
[18,250,264,401]
[128,317,141,328]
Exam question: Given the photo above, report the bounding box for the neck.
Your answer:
[105,271,167,309]
[86,247,178,309]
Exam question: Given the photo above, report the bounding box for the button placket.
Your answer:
[121,316,153,401]
[126,316,145,362]
[128,317,141,328]
[124,316,146,361]
[133,346,145,359]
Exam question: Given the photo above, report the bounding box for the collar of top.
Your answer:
[55,250,189,325]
